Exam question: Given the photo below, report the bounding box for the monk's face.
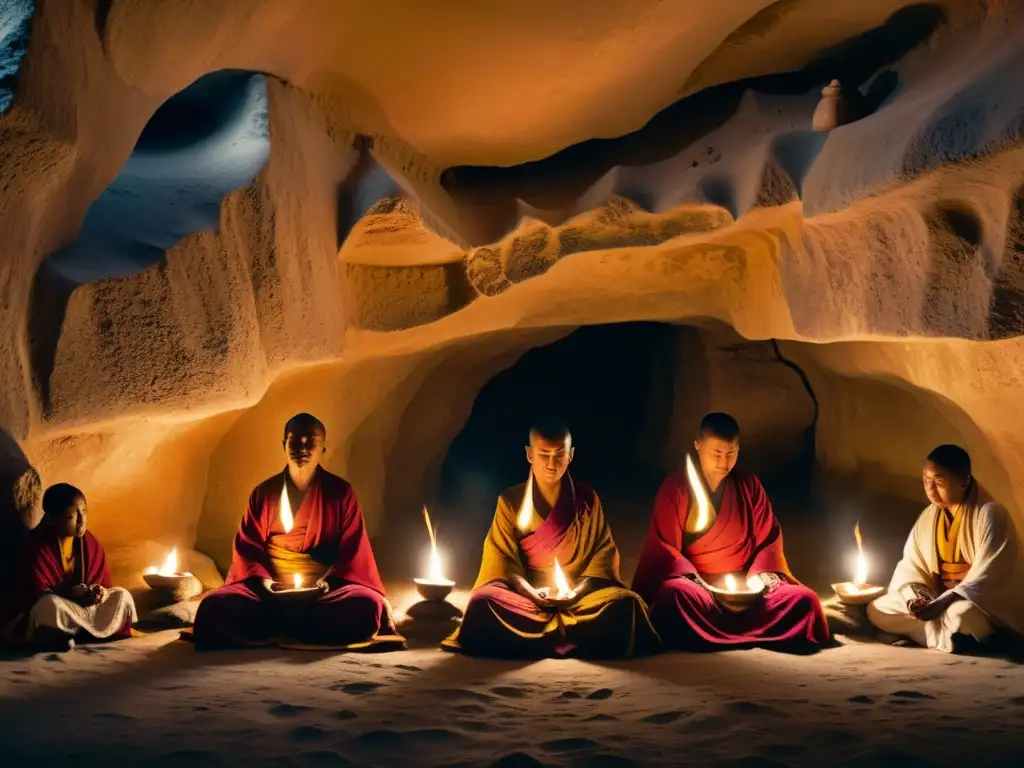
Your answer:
[526,435,574,487]
[694,435,739,484]
[283,426,326,472]
[53,495,88,538]
[922,461,969,508]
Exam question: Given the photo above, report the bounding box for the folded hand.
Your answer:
[315,578,331,593]
[911,594,951,622]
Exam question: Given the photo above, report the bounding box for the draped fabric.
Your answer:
[444,475,659,658]
[868,482,1024,652]
[2,529,133,645]
[192,467,403,650]
[632,468,827,651]
[937,507,970,589]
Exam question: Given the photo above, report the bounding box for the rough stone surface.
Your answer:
[1,1,1024,587]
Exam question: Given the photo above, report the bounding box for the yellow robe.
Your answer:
[444,475,659,658]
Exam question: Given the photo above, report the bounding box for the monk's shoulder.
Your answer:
[657,472,686,497]
[253,471,285,498]
[82,530,106,554]
[498,482,527,513]
[572,479,601,517]
[317,468,355,500]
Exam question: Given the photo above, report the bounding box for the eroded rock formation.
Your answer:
[2,0,1024,585]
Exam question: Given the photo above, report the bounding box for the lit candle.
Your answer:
[853,522,868,588]
[293,573,303,589]
[553,558,575,600]
[724,573,738,593]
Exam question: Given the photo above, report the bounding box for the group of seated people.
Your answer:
[3,411,1021,658]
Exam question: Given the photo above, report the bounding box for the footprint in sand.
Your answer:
[487,752,548,768]
[847,695,874,704]
[396,664,422,672]
[268,702,314,717]
[722,701,788,718]
[557,690,583,700]
[350,728,463,749]
[333,681,384,695]
[491,686,529,699]
[540,738,599,754]
[433,688,495,703]
[641,710,688,725]
[890,690,936,700]
[569,755,638,768]
[585,688,614,700]
[44,653,63,662]
[291,725,328,742]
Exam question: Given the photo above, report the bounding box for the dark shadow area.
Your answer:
[0,0,33,113]
[439,4,945,213]
[432,322,821,587]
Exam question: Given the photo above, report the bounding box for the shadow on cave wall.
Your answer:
[26,69,270,415]
[439,4,947,218]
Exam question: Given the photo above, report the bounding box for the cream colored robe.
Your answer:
[869,492,1024,651]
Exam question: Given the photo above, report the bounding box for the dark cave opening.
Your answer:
[432,321,821,585]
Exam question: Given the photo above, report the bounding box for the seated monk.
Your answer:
[868,445,1024,653]
[631,412,829,652]
[443,419,659,659]
[1,483,136,651]
[192,413,403,650]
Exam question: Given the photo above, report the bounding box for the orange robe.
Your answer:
[444,475,659,658]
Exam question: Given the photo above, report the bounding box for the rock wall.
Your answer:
[2,0,1024,584]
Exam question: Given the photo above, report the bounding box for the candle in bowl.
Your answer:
[142,548,201,602]
[831,522,886,605]
[415,506,456,602]
[705,573,765,612]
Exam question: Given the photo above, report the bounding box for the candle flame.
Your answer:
[145,547,179,576]
[293,573,303,589]
[517,472,535,532]
[279,481,294,533]
[724,573,738,593]
[422,505,449,583]
[553,558,575,600]
[685,455,711,532]
[854,521,868,586]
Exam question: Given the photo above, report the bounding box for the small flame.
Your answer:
[553,558,575,600]
[517,472,535,532]
[279,482,294,533]
[293,573,303,589]
[145,547,179,576]
[724,573,738,593]
[746,575,763,591]
[422,505,449,583]
[685,455,712,532]
[854,521,868,587]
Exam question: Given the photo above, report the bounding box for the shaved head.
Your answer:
[283,412,326,441]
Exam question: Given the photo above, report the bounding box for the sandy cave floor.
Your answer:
[2,585,1024,768]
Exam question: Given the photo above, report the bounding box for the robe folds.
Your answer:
[192,466,404,650]
[2,529,135,645]
[631,469,829,651]
[444,475,659,659]
[868,484,1024,653]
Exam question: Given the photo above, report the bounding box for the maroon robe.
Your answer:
[192,466,402,650]
[631,469,828,651]
[444,476,659,659]
[3,528,130,641]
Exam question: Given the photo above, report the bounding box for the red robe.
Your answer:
[3,528,130,640]
[192,466,403,650]
[631,469,828,651]
[444,475,659,659]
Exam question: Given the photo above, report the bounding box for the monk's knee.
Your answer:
[29,593,65,624]
[781,585,821,615]
[463,591,499,621]
[106,587,135,610]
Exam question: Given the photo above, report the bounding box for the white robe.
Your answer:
[868,494,1024,652]
[22,588,137,643]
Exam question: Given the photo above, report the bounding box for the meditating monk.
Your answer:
[443,419,659,658]
[631,412,829,652]
[1,483,136,651]
[192,413,403,650]
[867,445,1024,653]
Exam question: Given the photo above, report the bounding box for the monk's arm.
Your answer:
[745,478,792,583]
[576,496,622,595]
[951,503,1016,605]
[232,490,274,585]
[323,485,385,593]
[652,479,698,580]
[475,497,535,598]
[891,513,940,605]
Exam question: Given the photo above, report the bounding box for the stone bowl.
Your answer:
[831,582,885,606]
[414,578,455,602]
[267,584,322,602]
[706,582,766,613]
[142,573,203,603]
